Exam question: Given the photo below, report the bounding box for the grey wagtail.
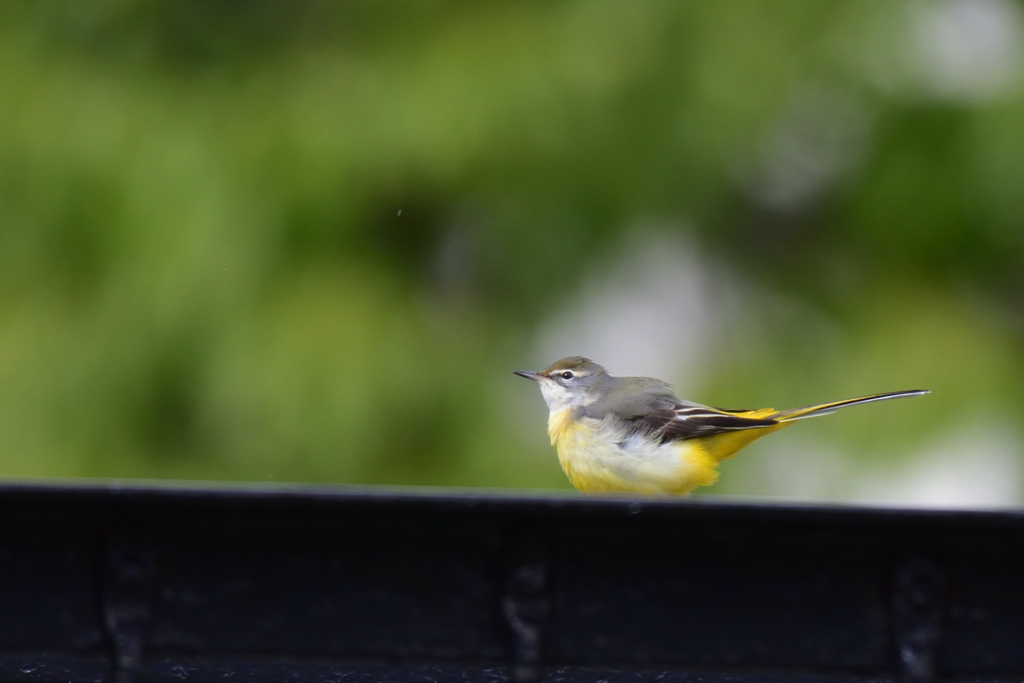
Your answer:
[514,356,928,494]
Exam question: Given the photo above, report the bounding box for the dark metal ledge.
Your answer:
[0,481,1021,682]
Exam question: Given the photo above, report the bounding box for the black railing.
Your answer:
[0,482,1019,682]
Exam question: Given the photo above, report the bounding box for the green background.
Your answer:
[2,1,1022,506]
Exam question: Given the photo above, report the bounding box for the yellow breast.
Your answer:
[547,408,575,446]
[545,409,721,494]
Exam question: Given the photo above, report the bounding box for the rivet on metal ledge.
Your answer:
[891,554,946,682]
[102,531,156,683]
[501,534,550,683]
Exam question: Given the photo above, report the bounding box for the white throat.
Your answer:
[538,380,577,415]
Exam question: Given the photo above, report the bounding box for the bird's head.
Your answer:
[513,356,608,412]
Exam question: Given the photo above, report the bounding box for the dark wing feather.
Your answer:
[623,404,779,444]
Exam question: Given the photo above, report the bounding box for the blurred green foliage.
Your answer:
[1,1,1022,501]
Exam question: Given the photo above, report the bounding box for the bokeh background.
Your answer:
[1,0,1023,506]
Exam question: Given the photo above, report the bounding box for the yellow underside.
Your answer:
[547,407,789,495]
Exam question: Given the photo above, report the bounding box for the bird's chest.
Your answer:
[547,411,660,488]
[548,411,606,471]
[547,409,610,455]
[546,408,577,446]
[546,409,717,493]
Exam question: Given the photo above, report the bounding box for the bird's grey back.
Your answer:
[581,373,679,421]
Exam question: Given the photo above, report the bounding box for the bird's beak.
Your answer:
[513,370,543,381]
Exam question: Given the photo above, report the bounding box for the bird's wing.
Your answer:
[623,403,779,443]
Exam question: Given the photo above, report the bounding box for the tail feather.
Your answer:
[770,389,930,422]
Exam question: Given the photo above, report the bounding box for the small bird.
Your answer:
[514,356,928,495]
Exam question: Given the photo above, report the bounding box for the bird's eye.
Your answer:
[560,371,574,380]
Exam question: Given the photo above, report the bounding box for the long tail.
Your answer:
[769,389,930,422]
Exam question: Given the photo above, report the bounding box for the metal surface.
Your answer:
[0,482,1020,682]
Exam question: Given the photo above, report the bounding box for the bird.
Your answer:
[514,356,928,495]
